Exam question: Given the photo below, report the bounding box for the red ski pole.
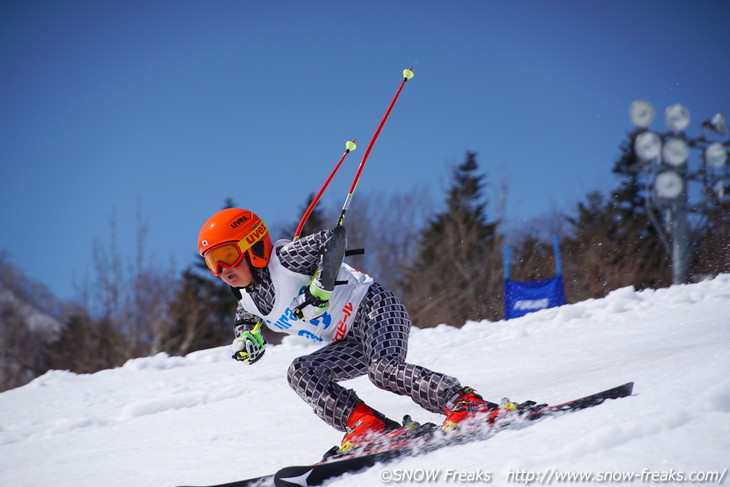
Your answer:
[293,139,357,240]
[337,67,414,226]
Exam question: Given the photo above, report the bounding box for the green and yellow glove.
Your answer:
[232,322,266,364]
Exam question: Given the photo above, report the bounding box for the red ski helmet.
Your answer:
[198,208,273,275]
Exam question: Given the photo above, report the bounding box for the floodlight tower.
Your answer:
[628,101,728,285]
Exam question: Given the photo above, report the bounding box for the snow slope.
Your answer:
[1,275,729,487]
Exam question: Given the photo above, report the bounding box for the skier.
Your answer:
[198,208,529,453]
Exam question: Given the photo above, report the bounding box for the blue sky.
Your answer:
[1,0,728,302]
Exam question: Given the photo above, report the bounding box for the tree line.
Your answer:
[1,138,728,392]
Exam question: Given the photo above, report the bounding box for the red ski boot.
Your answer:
[443,387,500,431]
[339,402,406,453]
[443,387,545,431]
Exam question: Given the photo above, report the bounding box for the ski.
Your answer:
[273,382,634,487]
[177,474,274,487]
[179,382,634,487]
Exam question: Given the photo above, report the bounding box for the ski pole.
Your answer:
[299,67,414,302]
[336,67,414,227]
[293,139,357,240]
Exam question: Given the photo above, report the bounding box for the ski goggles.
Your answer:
[202,239,250,276]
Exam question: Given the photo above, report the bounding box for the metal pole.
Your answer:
[670,166,691,284]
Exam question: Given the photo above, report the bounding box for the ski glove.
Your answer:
[291,274,333,321]
[232,323,266,364]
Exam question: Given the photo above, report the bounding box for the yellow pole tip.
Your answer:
[403,68,414,80]
[345,140,357,151]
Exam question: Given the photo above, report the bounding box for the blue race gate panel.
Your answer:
[504,276,566,319]
[503,235,566,319]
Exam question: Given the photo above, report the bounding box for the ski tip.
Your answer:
[601,381,635,399]
[275,466,316,487]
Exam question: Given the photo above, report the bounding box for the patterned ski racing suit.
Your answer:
[233,230,463,431]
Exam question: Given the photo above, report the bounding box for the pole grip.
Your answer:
[317,224,347,290]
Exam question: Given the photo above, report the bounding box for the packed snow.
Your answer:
[2,275,729,487]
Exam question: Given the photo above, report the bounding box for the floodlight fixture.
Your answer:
[629,100,656,128]
[634,131,662,160]
[662,138,689,166]
[664,104,691,132]
[626,101,727,285]
[702,112,727,135]
[704,142,728,169]
[654,171,684,200]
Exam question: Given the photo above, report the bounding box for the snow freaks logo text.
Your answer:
[505,467,728,484]
[380,468,492,483]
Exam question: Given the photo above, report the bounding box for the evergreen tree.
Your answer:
[507,234,557,282]
[46,312,129,374]
[607,131,673,289]
[403,152,502,327]
[561,190,670,302]
[691,196,730,278]
[160,264,236,355]
[612,129,649,217]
